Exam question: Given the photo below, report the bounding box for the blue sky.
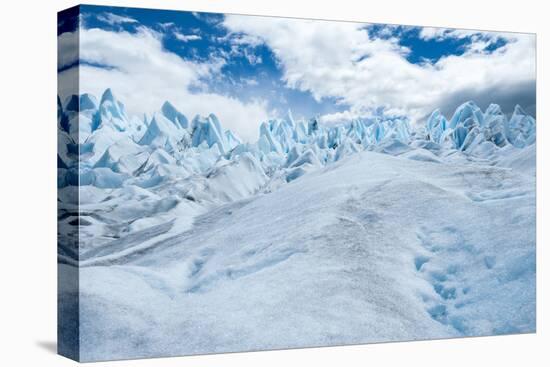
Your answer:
[76,6,362,119]
[58,5,536,140]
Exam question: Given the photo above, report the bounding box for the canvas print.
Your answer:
[57,5,536,362]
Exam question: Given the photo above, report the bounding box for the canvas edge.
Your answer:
[57,4,81,362]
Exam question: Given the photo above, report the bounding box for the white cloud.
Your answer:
[158,22,175,30]
[243,48,262,65]
[418,27,478,41]
[223,33,264,47]
[174,32,202,42]
[319,110,364,125]
[57,26,270,142]
[159,23,203,44]
[97,12,138,26]
[57,30,78,70]
[223,16,535,123]
[216,32,265,67]
[241,78,259,86]
[418,27,517,56]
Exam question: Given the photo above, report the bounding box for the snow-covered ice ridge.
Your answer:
[58,89,535,361]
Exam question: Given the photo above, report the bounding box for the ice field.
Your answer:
[57,89,536,361]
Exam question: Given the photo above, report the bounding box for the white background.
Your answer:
[0,0,547,365]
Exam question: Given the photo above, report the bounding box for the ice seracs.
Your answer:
[58,88,536,196]
[92,88,127,132]
[191,114,231,154]
[161,101,189,129]
[448,101,484,129]
[426,109,447,143]
[424,100,536,154]
[66,92,535,192]
[505,105,536,148]
[138,114,187,151]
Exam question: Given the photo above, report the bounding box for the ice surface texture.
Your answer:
[58,89,536,361]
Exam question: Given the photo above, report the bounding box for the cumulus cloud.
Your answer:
[57,26,271,142]
[223,16,535,123]
[57,29,79,70]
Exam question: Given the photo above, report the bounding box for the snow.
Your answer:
[58,89,536,362]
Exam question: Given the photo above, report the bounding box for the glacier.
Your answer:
[58,89,536,361]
